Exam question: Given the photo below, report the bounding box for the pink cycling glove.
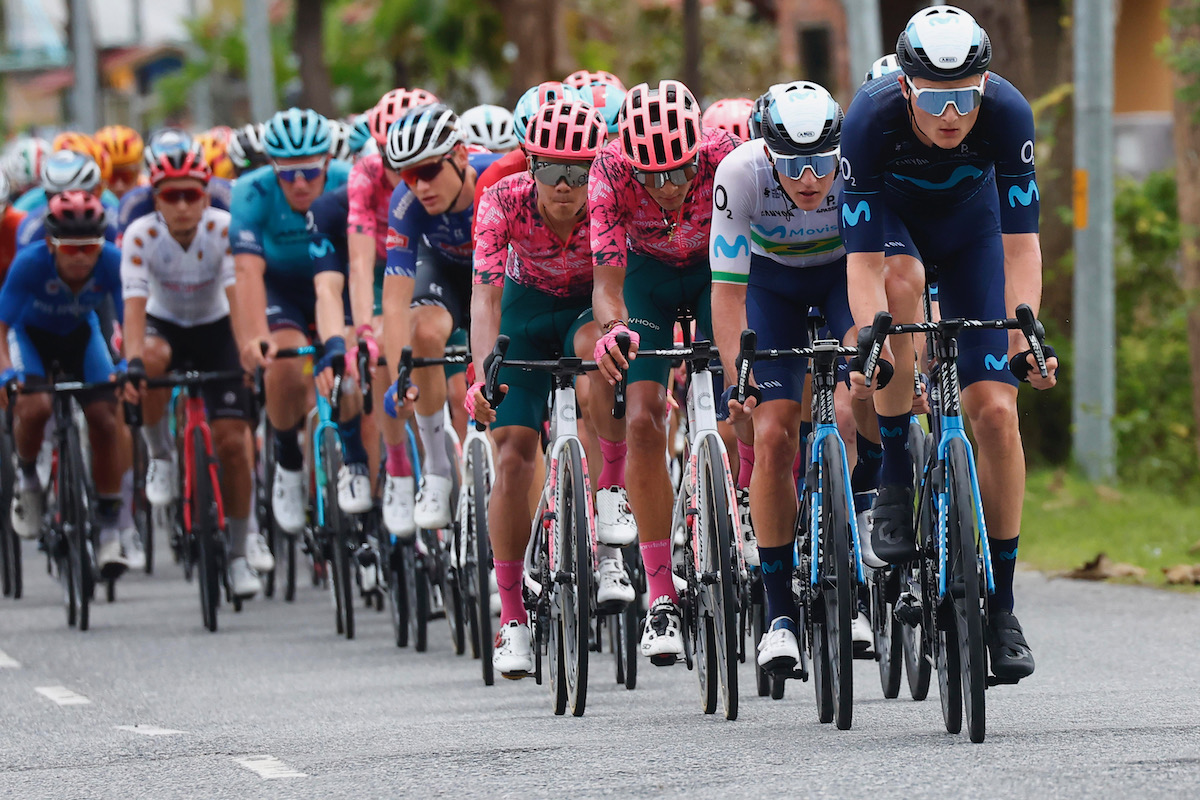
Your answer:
[593,323,639,364]
[465,380,487,420]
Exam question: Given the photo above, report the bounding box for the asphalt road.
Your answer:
[1,538,1198,799]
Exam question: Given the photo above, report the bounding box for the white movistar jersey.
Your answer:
[709,139,844,285]
[120,207,236,327]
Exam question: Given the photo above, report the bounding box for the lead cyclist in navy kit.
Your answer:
[840,5,1058,682]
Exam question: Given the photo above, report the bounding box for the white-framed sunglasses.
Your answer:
[906,75,988,117]
[767,147,840,180]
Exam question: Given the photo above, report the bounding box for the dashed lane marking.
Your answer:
[35,686,91,706]
[233,755,308,779]
[115,725,187,736]
[0,649,20,668]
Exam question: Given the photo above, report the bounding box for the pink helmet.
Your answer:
[618,80,701,170]
[524,99,607,160]
[368,87,440,146]
[702,97,754,142]
[45,190,108,239]
[564,69,626,92]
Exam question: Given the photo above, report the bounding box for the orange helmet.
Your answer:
[194,131,235,180]
[53,131,112,184]
[94,125,144,169]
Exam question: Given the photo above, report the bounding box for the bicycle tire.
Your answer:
[405,541,428,651]
[62,423,93,632]
[389,541,409,647]
[905,432,937,702]
[947,438,987,742]
[193,427,220,633]
[0,424,12,598]
[698,436,739,721]
[132,434,153,574]
[873,569,903,699]
[751,585,769,697]
[820,443,853,730]
[557,441,590,717]
[550,608,568,715]
[471,438,494,686]
[321,428,354,639]
[934,440,963,734]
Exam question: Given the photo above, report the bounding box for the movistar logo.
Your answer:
[893,165,984,191]
[880,426,905,438]
[309,238,335,259]
[994,550,1018,561]
[761,559,787,574]
[1008,180,1040,208]
[841,201,871,227]
[984,354,1008,371]
[712,234,750,258]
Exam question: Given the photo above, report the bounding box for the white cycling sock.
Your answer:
[143,415,173,460]
[228,516,250,558]
[416,412,451,478]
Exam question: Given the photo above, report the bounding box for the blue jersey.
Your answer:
[228,162,351,283]
[13,186,120,215]
[384,151,503,277]
[308,187,350,278]
[116,178,233,236]
[16,207,119,251]
[0,241,123,335]
[839,73,1039,254]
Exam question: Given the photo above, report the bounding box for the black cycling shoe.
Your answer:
[869,484,917,564]
[987,610,1035,681]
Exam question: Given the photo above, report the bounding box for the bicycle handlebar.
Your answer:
[886,303,1050,380]
[858,311,893,389]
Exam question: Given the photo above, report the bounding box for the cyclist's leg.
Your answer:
[79,319,126,571]
[445,328,469,443]
[264,281,316,534]
[139,319,178,508]
[7,327,52,539]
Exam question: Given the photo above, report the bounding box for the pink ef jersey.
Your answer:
[346,154,394,260]
[473,172,593,299]
[588,127,738,271]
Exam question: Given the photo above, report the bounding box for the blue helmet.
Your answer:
[262,107,332,159]
[347,114,372,155]
[761,81,843,157]
[513,82,577,145]
[573,82,625,135]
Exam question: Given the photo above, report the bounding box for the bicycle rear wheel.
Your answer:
[554,442,591,717]
[873,568,902,699]
[947,438,987,742]
[192,428,220,633]
[131,433,153,574]
[405,540,429,651]
[905,432,937,701]
[820,443,853,730]
[321,429,354,640]
[61,424,93,632]
[470,438,494,686]
[697,435,739,721]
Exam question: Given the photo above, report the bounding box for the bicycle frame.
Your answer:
[179,385,227,535]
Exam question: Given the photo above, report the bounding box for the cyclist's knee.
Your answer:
[883,255,926,307]
[410,306,452,353]
[213,420,251,471]
[754,412,800,472]
[15,394,51,429]
[626,398,667,451]
[143,337,172,374]
[964,388,1019,442]
[82,401,118,438]
[495,429,539,482]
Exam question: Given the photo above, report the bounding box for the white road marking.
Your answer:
[35,685,91,706]
[234,755,308,779]
[114,725,186,736]
[0,649,20,668]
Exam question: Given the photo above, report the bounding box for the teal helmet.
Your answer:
[262,107,332,159]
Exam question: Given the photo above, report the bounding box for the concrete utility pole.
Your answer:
[187,0,214,128]
[69,0,99,130]
[1072,0,1116,481]
[243,0,277,122]
[841,0,884,87]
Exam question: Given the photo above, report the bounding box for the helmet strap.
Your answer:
[905,89,939,149]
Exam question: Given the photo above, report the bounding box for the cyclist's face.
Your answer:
[643,174,692,213]
[405,145,468,215]
[51,241,102,282]
[531,159,589,223]
[274,155,328,213]
[772,152,837,212]
[154,178,208,232]
[903,75,984,150]
[108,165,141,198]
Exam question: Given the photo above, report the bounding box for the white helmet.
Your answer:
[327,118,355,161]
[896,5,991,81]
[40,149,102,195]
[3,136,53,194]
[458,105,519,152]
[864,54,902,84]
[383,104,465,172]
[0,171,11,212]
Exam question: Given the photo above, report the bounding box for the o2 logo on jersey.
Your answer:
[840,157,852,182]
[1021,139,1035,165]
[841,201,871,227]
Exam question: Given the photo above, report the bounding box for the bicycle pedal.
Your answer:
[986,673,1022,687]
[763,657,798,677]
[649,653,678,668]
[853,646,876,661]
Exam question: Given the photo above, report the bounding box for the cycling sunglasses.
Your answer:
[907,76,987,117]
[531,161,591,188]
[769,148,840,180]
[633,158,699,189]
[400,155,452,186]
[273,159,327,183]
[156,187,206,205]
[50,237,104,256]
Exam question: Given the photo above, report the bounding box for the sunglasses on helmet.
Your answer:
[906,76,987,117]
[50,237,105,256]
[530,160,591,188]
[768,148,840,180]
[399,155,452,186]
[632,158,699,189]
[273,158,328,183]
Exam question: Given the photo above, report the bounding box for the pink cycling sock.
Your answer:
[385,442,413,478]
[640,539,678,605]
[736,439,755,490]
[494,560,527,625]
[597,436,627,490]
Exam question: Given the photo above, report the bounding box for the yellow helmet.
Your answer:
[52,131,112,184]
[95,125,145,170]
[194,131,235,180]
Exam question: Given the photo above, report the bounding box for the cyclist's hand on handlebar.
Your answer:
[848,340,894,401]
[241,336,275,372]
[122,357,147,405]
[383,379,419,419]
[1010,346,1059,391]
[347,335,380,380]
[593,323,639,385]
[466,380,503,426]
[315,336,346,398]
[0,367,17,411]
[723,383,759,425]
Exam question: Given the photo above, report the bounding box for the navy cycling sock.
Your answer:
[758,544,798,624]
[275,428,303,472]
[877,413,912,488]
[852,437,883,493]
[798,421,813,448]
[338,414,369,467]
[988,536,1018,614]
[97,495,122,527]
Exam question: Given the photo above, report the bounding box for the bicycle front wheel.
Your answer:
[873,568,903,699]
[192,427,220,633]
[470,438,494,686]
[946,438,987,742]
[554,441,591,717]
[820,442,853,730]
[697,435,739,721]
[321,428,354,640]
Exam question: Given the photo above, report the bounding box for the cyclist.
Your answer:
[459,105,520,153]
[0,173,26,281]
[231,108,350,539]
[120,139,265,597]
[229,123,271,177]
[194,130,237,181]
[2,136,53,199]
[13,133,120,214]
[473,83,577,208]
[466,99,632,677]
[0,191,129,576]
[864,53,902,84]
[710,81,880,672]
[94,125,145,200]
[590,80,738,664]
[117,130,233,238]
[16,150,119,251]
[702,97,755,142]
[381,104,501,530]
[572,82,625,141]
[841,5,1058,682]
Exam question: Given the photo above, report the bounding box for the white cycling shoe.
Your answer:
[145,458,177,507]
[228,557,261,599]
[493,620,534,679]
[272,466,306,535]
[640,596,684,666]
[595,487,637,546]
[245,532,276,573]
[337,464,373,515]
[757,618,801,672]
[595,557,635,608]
[852,606,873,655]
[383,475,416,539]
[414,474,453,530]
[11,475,43,540]
[96,532,129,580]
[120,527,147,572]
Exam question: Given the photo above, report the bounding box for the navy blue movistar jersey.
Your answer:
[116,177,233,236]
[839,73,1039,254]
[0,241,123,335]
[384,151,503,278]
[308,187,350,277]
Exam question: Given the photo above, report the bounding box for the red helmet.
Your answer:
[45,190,108,239]
[368,87,440,146]
[618,80,701,170]
[524,99,607,160]
[702,97,754,142]
[563,69,626,92]
[147,139,211,186]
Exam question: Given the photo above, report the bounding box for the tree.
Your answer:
[956,0,1035,93]
[295,0,336,116]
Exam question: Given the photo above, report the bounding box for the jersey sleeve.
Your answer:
[99,246,124,323]
[346,159,379,238]
[228,177,266,258]
[838,90,886,254]
[992,85,1040,234]
[709,150,755,285]
[384,184,422,278]
[120,221,151,300]
[0,250,34,326]
[217,216,236,288]
[308,194,347,276]
[588,146,629,271]
[471,185,511,288]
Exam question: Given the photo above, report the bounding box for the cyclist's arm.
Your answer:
[710,283,748,382]
[382,182,421,371]
[347,231,377,332]
[470,187,510,380]
[0,320,11,375]
[122,296,147,362]
[469,282,502,383]
[381,274,414,372]
[591,265,627,335]
[314,270,347,346]
[846,251,887,335]
[709,151,754,377]
[233,253,271,346]
[1002,230,1044,350]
